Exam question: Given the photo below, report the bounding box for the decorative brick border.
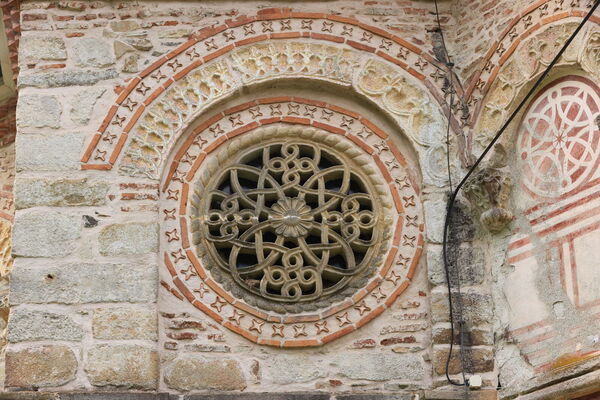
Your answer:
[80,8,459,172]
[159,97,424,347]
[464,0,600,127]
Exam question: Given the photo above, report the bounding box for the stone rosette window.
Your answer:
[159,98,424,347]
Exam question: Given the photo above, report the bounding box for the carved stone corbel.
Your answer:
[463,144,513,233]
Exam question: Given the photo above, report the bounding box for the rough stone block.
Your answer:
[19,36,67,64]
[16,133,85,171]
[10,261,157,305]
[164,357,246,391]
[8,308,84,342]
[430,289,493,325]
[93,307,157,340]
[424,200,446,244]
[85,345,158,389]
[433,345,495,375]
[427,243,485,286]
[184,395,330,400]
[70,87,107,125]
[331,353,424,381]
[5,345,77,388]
[431,324,493,346]
[12,211,81,257]
[17,95,61,129]
[18,69,118,88]
[73,38,115,68]
[266,355,324,384]
[99,223,158,256]
[110,20,141,32]
[15,178,109,209]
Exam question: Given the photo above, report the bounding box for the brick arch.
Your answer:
[80,9,460,175]
[465,0,600,128]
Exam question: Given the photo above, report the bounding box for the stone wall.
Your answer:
[3,0,600,398]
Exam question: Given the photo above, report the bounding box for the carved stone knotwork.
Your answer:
[463,144,513,233]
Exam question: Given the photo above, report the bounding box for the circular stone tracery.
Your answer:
[160,98,424,347]
[195,138,387,308]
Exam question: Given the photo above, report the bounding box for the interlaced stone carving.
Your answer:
[193,135,388,309]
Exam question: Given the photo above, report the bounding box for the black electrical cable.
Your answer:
[434,0,469,390]
[441,0,600,388]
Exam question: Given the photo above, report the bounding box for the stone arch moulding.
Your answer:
[79,9,468,183]
[464,0,600,130]
[157,105,424,346]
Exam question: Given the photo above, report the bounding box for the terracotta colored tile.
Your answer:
[520,0,546,17]
[81,164,112,171]
[311,121,345,135]
[99,105,118,133]
[186,152,207,181]
[346,134,374,154]
[164,252,177,277]
[227,121,260,138]
[225,15,257,28]
[356,305,385,328]
[390,183,404,213]
[407,67,425,81]
[143,86,165,106]
[259,117,282,125]
[384,280,409,307]
[258,97,292,104]
[81,133,102,162]
[116,77,140,104]
[234,301,269,320]
[179,183,189,214]
[380,246,398,278]
[347,40,376,53]
[360,117,388,139]
[393,216,404,247]
[386,140,408,167]
[328,104,360,119]
[162,161,179,192]
[292,97,327,107]
[290,12,326,19]
[376,50,409,69]
[321,325,355,344]
[374,156,393,183]
[283,339,321,347]
[281,314,321,324]
[204,135,227,154]
[223,321,259,343]
[541,11,569,25]
[407,243,423,280]
[174,59,203,81]
[281,116,310,125]
[234,34,269,47]
[109,133,128,164]
[258,338,283,347]
[271,32,301,39]
[358,22,394,40]
[326,15,359,25]
[310,32,344,43]
[186,249,207,279]
[203,44,234,63]
[140,56,168,78]
[180,217,190,250]
[165,38,197,60]
[192,299,224,323]
[320,300,353,319]
[390,35,422,55]
[223,101,257,115]
[123,105,145,133]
